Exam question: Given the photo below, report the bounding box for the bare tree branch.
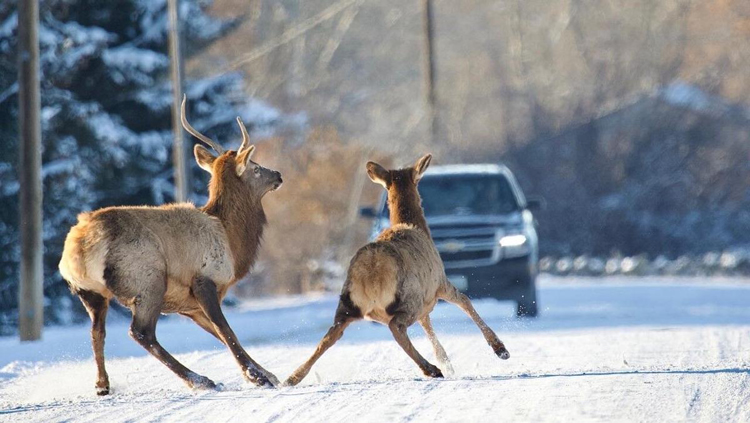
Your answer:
[227,0,363,71]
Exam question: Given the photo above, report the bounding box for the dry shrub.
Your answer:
[235,127,386,296]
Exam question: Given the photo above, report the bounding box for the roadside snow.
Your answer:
[1,276,749,422]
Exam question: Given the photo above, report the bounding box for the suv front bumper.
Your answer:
[444,256,535,300]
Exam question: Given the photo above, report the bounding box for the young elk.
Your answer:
[58,96,283,395]
[284,154,510,386]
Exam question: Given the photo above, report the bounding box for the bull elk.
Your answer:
[284,154,510,386]
[59,96,283,394]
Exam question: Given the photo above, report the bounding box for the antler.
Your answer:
[236,116,251,154]
[180,95,225,155]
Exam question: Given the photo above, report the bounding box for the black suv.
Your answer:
[362,164,541,317]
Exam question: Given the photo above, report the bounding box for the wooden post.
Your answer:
[421,0,438,146]
[168,0,189,202]
[18,0,44,341]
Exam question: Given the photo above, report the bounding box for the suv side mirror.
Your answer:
[526,196,546,211]
[359,206,378,219]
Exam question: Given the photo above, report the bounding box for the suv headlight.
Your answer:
[499,233,530,258]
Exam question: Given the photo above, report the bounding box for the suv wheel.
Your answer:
[516,284,538,317]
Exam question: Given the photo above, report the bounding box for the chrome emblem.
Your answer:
[440,240,465,253]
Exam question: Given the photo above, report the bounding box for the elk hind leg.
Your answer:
[126,280,216,390]
[284,293,360,386]
[389,313,443,378]
[419,314,454,376]
[77,289,111,395]
[439,283,509,359]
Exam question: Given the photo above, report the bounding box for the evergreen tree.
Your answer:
[0,0,284,334]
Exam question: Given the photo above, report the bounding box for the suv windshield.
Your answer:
[420,175,518,216]
[383,174,519,218]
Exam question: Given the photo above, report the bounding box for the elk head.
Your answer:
[181,96,283,198]
[366,153,432,193]
[366,154,432,232]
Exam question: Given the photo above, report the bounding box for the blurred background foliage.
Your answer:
[1,0,749,332]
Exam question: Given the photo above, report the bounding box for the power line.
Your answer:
[227,0,363,71]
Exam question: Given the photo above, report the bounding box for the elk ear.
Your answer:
[366,161,390,189]
[235,145,256,176]
[413,153,432,181]
[194,144,216,174]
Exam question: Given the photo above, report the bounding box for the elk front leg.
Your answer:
[192,276,279,387]
[418,314,454,376]
[389,313,443,378]
[439,283,510,359]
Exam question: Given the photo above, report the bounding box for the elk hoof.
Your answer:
[245,369,276,388]
[424,365,444,378]
[441,362,456,377]
[96,385,110,396]
[496,347,510,360]
[283,374,301,387]
[189,375,217,390]
[264,372,281,387]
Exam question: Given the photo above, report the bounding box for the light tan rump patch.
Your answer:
[347,245,399,318]
[58,212,113,298]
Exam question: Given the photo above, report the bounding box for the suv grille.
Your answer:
[431,224,499,269]
[440,250,493,262]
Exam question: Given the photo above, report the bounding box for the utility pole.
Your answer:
[421,0,438,146]
[168,0,189,202]
[18,0,43,341]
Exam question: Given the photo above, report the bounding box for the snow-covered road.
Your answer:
[1,276,749,422]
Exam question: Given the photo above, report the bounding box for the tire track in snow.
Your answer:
[3,281,750,422]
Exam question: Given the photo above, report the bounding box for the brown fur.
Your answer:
[346,224,441,324]
[386,169,431,235]
[59,107,283,394]
[202,152,267,280]
[285,154,510,387]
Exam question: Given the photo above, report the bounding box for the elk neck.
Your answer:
[388,175,431,237]
[202,158,266,280]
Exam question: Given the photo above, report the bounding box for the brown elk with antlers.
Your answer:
[284,154,509,386]
[59,96,283,394]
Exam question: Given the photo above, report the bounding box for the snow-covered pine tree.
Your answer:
[0,0,285,334]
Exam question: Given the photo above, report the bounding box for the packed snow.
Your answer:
[1,276,749,422]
